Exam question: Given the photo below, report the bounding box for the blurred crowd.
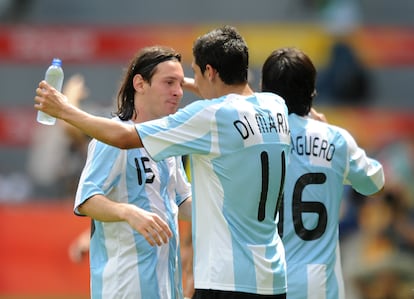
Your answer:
[339,139,414,299]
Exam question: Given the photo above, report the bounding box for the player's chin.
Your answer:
[166,104,179,114]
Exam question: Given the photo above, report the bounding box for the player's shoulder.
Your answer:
[255,91,285,103]
[291,114,352,136]
[324,121,354,139]
[312,118,358,146]
[180,98,215,114]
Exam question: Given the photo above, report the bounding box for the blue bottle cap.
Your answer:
[52,58,62,66]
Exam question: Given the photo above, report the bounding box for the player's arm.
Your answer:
[34,80,142,149]
[179,197,192,221]
[343,130,385,194]
[183,77,201,97]
[78,195,172,246]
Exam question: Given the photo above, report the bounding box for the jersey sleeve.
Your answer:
[342,128,385,195]
[74,139,124,215]
[136,100,214,161]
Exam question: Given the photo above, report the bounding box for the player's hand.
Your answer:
[34,80,69,118]
[124,205,173,246]
[68,228,90,263]
[309,108,328,123]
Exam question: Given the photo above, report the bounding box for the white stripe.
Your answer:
[307,264,326,299]
[334,241,345,299]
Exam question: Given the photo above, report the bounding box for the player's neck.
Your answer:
[220,83,254,97]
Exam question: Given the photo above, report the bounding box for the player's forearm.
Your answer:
[78,195,130,222]
[60,103,142,149]
[35,80,142,149]
[59,105,134,148]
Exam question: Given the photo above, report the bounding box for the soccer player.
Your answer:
[34,26,290,299]
[260,47,385,299]
[73,46,192,298]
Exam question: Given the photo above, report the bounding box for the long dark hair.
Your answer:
[115,46,182,121]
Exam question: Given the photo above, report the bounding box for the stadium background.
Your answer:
[0,0,413,298]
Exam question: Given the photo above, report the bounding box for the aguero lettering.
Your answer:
[233,112,289,140]
[291,135,335,161]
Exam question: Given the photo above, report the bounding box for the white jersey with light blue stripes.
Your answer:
[74,118,191,299]
[279,114,384,299]
[136,92,291,295]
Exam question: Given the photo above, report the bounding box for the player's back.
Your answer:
[280,113,384,299]
[210,92,290,240]
[191,92,291,294]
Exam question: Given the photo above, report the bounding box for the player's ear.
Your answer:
[133,74,145,94]
[205,64,218,82]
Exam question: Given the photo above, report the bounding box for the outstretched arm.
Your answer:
[34,80,142,149]
[183,77,201,98]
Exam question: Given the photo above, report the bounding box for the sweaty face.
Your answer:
[141,60,184,120]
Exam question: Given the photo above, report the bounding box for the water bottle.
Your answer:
[37,58,64,125]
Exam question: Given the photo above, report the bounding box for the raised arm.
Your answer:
[183,77,201,98]
[34,80,142,149]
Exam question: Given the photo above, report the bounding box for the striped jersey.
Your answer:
[74,118,191,299]
[279,114,385,299]
[136,92,291,295]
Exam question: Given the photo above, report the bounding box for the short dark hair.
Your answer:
[116,46,182,121]
[261,47,316,116]
[192,25,249,85]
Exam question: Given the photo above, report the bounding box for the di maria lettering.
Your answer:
[291,135,335,161]
[233,111,289,140]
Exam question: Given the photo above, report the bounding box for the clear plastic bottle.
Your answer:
[37,58,64,125]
